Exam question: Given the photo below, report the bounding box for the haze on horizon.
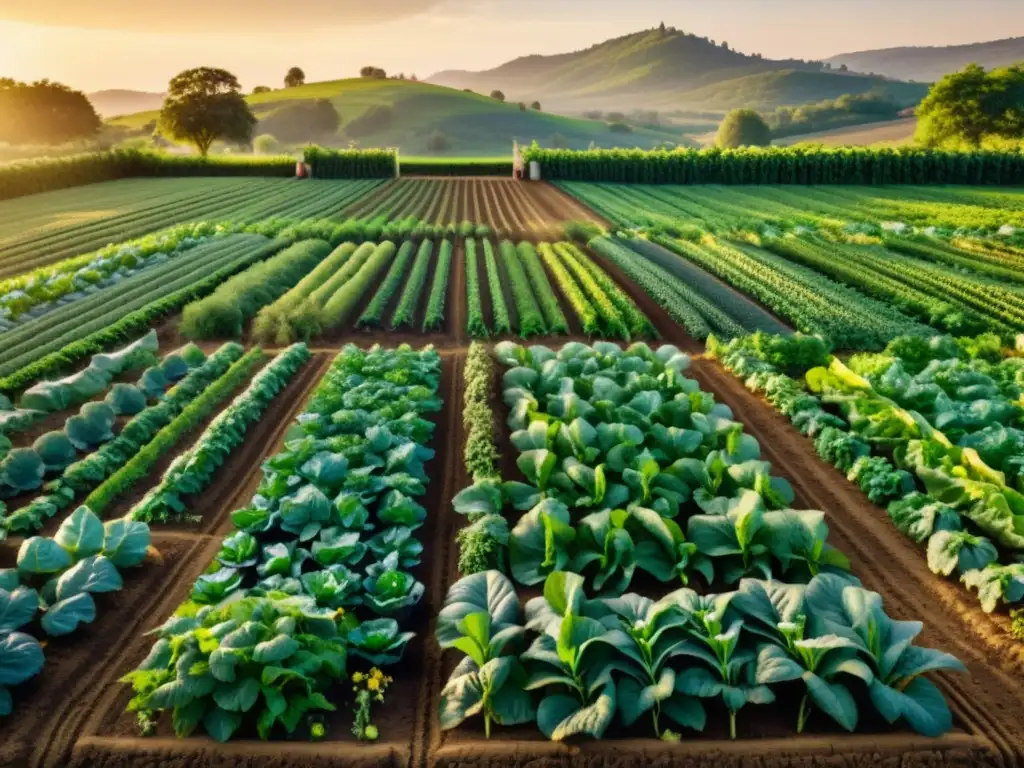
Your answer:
[1,0,1022,93]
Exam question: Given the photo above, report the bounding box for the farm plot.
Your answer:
[0,178,381,278]
[342,179,604,237]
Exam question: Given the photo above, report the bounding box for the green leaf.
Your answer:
[213,677,261,713]
[41,592,96,636]
[17,537,72,575]
[203,705,244,742]
[54,506,105,559]
[804,673,858,732]
[102,518,151,568]
[253,635,300,664]
[55,555,123,601]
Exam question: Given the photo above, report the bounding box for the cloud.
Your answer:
[0,0,449,32]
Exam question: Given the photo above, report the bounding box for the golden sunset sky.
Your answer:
[1,0,1022,92]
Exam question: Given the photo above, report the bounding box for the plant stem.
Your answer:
[729,710,736,740]
[484,712,492,740]
[797,694,810,734]
[651,708,661,739]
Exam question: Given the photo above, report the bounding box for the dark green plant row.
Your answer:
[129,343,310,524]
[304,147,398,179]
[0,343,245,538]
[522,145,1024,185]
[0,150,297,202]
[0,239,291,396]
[82,348,268,513]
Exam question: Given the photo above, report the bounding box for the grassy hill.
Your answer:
[428,28,926,112]
[827,37,1024,83]
[772,117,918,147]
[107,78,685,155]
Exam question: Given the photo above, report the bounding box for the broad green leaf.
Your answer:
[55,506,105,558]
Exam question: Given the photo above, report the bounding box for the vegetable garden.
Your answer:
[1,167,1024,768]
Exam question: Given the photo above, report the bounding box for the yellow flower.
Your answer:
[352,672,365,683]
[367,677,381,692]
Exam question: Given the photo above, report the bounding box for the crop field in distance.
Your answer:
[1,172,1023,768]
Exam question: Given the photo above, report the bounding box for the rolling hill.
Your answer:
[772,117,918,147]
[827,37,1024,82]
[106,78,685,156]
[428,27,927,112]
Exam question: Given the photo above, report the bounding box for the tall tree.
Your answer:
[916,63,1024,147]
[284,67,306,88]
[716,109,771,148]
[158,68,256,157]
[0,79,100,145]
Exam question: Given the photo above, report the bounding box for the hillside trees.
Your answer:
[717,108,771,148]
[284,67,306,88]
[360,66,388,79]
[916,63,1024,148]
[0,79,101,145]
[490,90,505,102]
[157,68,256,157]
[531,101,541,110]
[252,86,271,94]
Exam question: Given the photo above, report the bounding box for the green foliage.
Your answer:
[522,145,1024,185]
[464,239,488,338]
[423,240,453,332]
[83,350,266,514]
[0,238,288,395]
[304,147,397,179]
[319,242,397,332]
[131,344,310,524]
[482,241,511,335]
[717,109,771,149]
[355,241,412,329]
[122,596,346,742]
[517,243,568,334]
[158,68,257,157]
[0,79,100,146]
[181,240,332,339]
[563,220,604,244]
[499,241,546,338]
[390,240,434,330]
[916,63,1024,148]
[538,243,600,336]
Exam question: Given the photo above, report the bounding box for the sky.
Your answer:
[0,0,1022,93]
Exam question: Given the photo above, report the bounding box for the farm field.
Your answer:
[1,173,1023,768]
[343,178,604,237]
[773,117,919,147]
[0,178,383,278]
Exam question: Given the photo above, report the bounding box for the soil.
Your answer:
[339,181,604,240]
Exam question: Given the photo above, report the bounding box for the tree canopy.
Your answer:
[490,90,505,102]
[0,79,101,145]
[284,67,305,88]
[360,66,387,79]
[158,67,256,157]
[252,85,272,94]
[915,63,1024,148]
[716,108,771,148]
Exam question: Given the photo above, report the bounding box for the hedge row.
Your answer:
[521,145,1024,185]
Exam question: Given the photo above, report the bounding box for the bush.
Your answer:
[717,109,772,148]
[180,240,332,339]
[252,134,281,154]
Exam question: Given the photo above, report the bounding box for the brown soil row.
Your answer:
[338,181,603,240]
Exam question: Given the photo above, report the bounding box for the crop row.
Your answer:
[439,340,964,743]
[654,235,931,350]
[0,342,247,538]
[121,344,443,743]
[709,332,1024,615]
[130,343,311,524]
[527,146,1024,185]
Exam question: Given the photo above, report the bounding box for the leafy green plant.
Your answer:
[122,595,346,742]
[436,571,534,737]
